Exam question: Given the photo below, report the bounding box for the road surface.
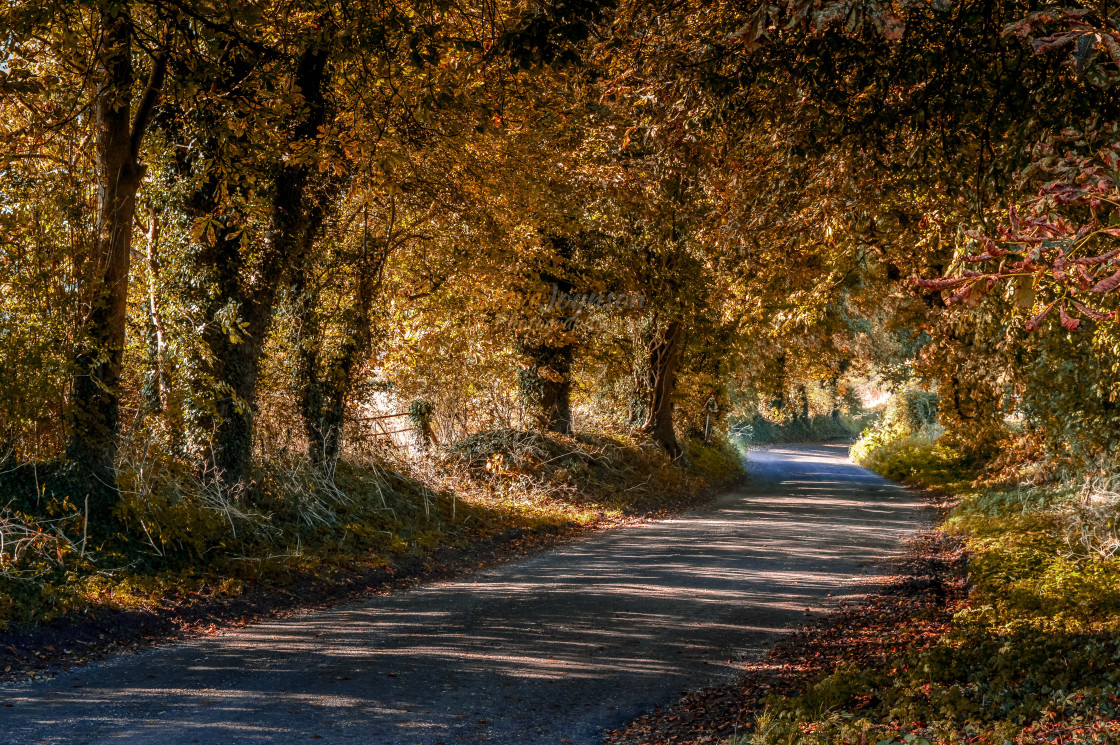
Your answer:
[0,444,926,745]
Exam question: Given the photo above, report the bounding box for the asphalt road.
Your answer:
[0,444,926,745]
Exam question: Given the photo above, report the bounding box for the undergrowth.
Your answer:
[1,431,742,633]
[850,389,973,491]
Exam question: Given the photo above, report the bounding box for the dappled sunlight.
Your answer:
[0,446,925,745]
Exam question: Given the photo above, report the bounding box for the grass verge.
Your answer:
[610,436,1120,745]
[746,440,1120,744]
[1,431,742,679]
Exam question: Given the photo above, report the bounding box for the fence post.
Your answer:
[408,399,437,450]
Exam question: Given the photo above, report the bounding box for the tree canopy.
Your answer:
[3,0,1120,530]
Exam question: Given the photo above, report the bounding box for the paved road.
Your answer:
[0,445,925,745]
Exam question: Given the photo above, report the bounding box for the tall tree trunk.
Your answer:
[314,314,372,468]
[65,4,165,513]
[769,353,787,413]
[291,195,370,472]
[796,385,810,423]
[143,207,171,414]
[291,242,324,465]
[193,38,333,495]
[828,375,841,420]
[641,319,683,457]
[828,360,849,420]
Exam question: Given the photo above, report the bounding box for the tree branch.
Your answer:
[130,51,168,159]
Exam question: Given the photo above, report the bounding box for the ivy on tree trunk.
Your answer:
[65,2,165,516]
[190,35,334,496]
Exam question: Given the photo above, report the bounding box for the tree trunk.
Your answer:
[193,38,333,495]
[291,199,383,472]
[796,385,810,423]
[143,207,172,414]
[769,353,787,414]
[517,233,576,435]
[65,4,165,514]
[517,340,574,434]
[641,319,683,458]
[828,360,849,420]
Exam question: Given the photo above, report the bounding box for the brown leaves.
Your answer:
[1059,302,1082,332]
[1025,301,1056,332]
[1090,268,1120,294]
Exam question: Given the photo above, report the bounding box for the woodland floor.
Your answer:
[0,445,927,745]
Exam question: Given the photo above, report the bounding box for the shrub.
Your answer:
[736,414,866,446]
[849,387,971,490]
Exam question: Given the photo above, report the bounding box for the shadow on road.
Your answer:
[0,445,925,745]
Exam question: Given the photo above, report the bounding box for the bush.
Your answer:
[850,387,971,490]
[687,437,746,484]
[446,428,742,509]
[736,414,865,446]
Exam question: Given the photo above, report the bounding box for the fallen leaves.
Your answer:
[604,530,967,745]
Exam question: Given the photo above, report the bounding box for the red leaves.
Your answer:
[947,283,974,305]
[1031,30,1082,54]
[1059,302,1083,331]
[1068,248,1120,265]
[1052,252,1069,283]
[912,132,1120,330]
[1090,268,1120,293]
[1072,301,1115,322]
[1025,301,1056,332]
[958,252,995,263]
[1026,299,1117,332]
[1075,264,1096,289]
[912,277,970,291]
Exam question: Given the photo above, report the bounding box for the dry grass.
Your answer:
[0,426,741,633]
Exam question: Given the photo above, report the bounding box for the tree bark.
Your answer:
[291,198,376,472]
[641,319,683,458]
[769,353,787,413]
[65,4,165,512]
[192,37,333,494]
[517,233,576,435]
[796,385,810,423]
[143,207,171,414]
[517,340,574,434]
[828,375,841,420]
